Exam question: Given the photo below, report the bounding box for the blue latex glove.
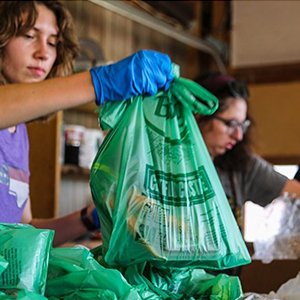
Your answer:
[92,207,101,230]
[90,50,173,105]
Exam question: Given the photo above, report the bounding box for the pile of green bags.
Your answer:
[0,224,243,299]
[0,223,140,299]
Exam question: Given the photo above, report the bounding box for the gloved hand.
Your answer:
[90,50,173,105]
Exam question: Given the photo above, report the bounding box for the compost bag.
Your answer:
[90,70,251,270]
[0,223,53,295]
[0,255,8,277]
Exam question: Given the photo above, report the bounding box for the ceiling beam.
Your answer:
[230,63,300,85]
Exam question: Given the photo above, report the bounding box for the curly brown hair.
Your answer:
[195,72,254,172]
[0,0,79,85]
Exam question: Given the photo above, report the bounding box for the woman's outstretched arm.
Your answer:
[0,71,95,129]
[0,50,173,129]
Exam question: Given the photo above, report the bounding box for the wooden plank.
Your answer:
[249,81,300,159]
[230,63,300,85]
[26,112,62,218]
[241,259,300,293]
[263,156,300,166]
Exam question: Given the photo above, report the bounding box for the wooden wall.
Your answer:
[231,1,300,68]
[249,82,300,164]
[27,113,62,218]
[231,1,300,164]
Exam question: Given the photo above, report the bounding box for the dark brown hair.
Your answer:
[195,72,254,172]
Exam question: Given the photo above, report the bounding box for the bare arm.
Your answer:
[30,208,93,247]
[22,198,97,247]
[281,179,300,198]
[0,71,96,129]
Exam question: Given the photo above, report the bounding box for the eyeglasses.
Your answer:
[213,116,251,136]
[214,80,250,100]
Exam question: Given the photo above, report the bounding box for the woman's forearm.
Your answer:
[0,71,96,129]
[31,210,89,247]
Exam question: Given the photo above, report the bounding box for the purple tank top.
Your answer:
[0,124,30,222]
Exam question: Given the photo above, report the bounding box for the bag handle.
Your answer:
[171,77,219,115]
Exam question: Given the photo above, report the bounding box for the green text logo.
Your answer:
[144,165,215,206]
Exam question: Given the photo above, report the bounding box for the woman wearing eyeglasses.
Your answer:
[194,72,300,275]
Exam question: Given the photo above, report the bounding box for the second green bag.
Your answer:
[0,223,53,295]
[90,75,251,270]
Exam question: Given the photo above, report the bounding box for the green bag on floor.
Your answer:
[124,263,243,300]
[47,246,101,280]
[91,246,243,300]
[0,223,54,295]
[46,270,141,300]
[46,246,141,300]
[90,70,251,270]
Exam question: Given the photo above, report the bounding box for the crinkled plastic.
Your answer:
[0,225,245,299]
[253,194,300,263]
[90,71,251,270]
[91,245,244,300]
[241,293,281,300]
[47,245,101,280]
[47,270,140,300]
[45,246,141,300]
[0,255,8,276]
[0,223,54,295]
[268,271,300,300]
[124,262,243,300]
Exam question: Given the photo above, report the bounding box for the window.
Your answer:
[243,164,298,242]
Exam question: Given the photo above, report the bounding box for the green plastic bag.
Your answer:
[91,246,243,300]
[47,246,101,280]
[124,263,243,300]
[0,223,54,295]
[46,270,141,300]
[46,246,141,300]
[90,74,251,270]
[0,255,8,276]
